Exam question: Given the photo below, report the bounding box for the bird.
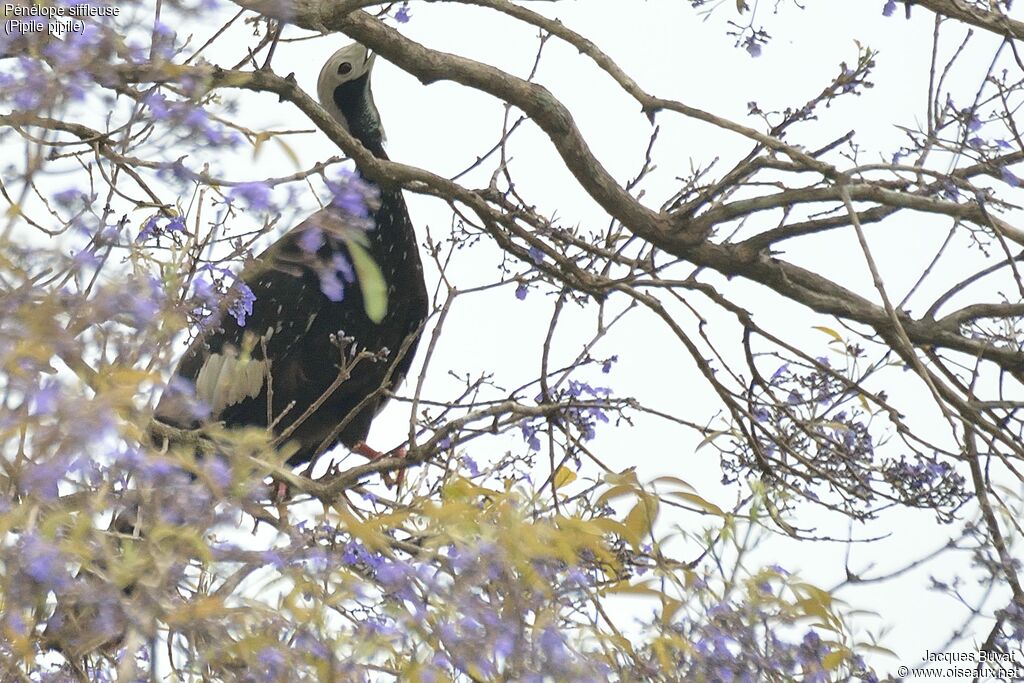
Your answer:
[155,42,428,475]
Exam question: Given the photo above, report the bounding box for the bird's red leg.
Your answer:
[352,441,408,488]
[272,479,290,521]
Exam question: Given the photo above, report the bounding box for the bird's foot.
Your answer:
[268,478,291,521]
[352,441,408,489]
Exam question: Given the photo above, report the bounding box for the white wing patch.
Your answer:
[195,344,267,416]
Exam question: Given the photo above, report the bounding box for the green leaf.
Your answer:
[345,237,388,323]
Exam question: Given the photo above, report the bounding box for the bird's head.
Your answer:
[317,42,384,150]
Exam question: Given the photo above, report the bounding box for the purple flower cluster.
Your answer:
[723,357,915,518]
[318,252,356,303]
[0,24,110,112]
[326,169,380,224]
[518,379,615,452]
[995,601,1024,648]
[137,214,186,242]
[395,2,412,23]
[637,589,878,682]
[144,91,242,149]
[227,182,274,212]
[881,454,969,517]
[192,264,257,327]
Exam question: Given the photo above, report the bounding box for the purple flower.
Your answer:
[192,277,218,306]
[71,246,101,269]
[882,0,897,15]
[395,3,411,23]
[160,160,194,183]
[152,20,174,39]
[1002,167,1020,186]
[341,541,365,566]
[333,252,355,283]
[744,37,762,58]
[137,215,183,242]
[328,170,377,218]
[124,275,165,327]
[515,283,529,300]
[144,91,172,120]
[601,355,618,374]
[53,187,84,208]
[137,216,160,242]
[21,533,71,590]
[520,420,542,451]
[32,380,60,415]
[22,457,67,500]
[770,363,789,382]
[228,181,273,211]
[539,628,570,668]
[318,269,345,302]
[298,228,323,253]
[461,456,479,477]
[528,245,545,264]
[256,646,287,679]
[12,84,42,111]
[494,632,515,659]
[228,282,256,326]
[183,107,227,145]
[376,561,406,586]
[205,458,231,489]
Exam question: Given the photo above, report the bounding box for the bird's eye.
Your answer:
[337,62,353,76]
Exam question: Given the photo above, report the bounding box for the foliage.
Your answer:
[1,0,1022,680]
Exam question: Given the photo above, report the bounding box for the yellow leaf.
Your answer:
[623,494,659,550]
[553,465,576,490]
[813,325,844,344]
[665,491,724,516]
[823,650,847,670]
[652,475,695,491]
[856,643,899,658]
[602,468,639,487]
[596,484,639,506]
[165,596,225,626]
[793,582,841,628]
[696,430,730,451]
[275,136,302,169]
[252,131,270,160]
[652,637,673,670]
[589,516,632,544]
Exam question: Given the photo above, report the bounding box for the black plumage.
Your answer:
[156,43,428,467]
